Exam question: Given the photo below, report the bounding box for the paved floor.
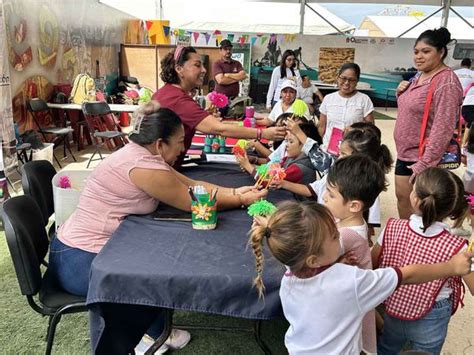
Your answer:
[11,108,473,354]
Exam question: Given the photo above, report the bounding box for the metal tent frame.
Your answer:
[249,0,473,36]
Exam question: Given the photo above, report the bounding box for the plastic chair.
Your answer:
[81,101,128,168]
[27,98,77,168]
[1,195,87,355]
[21,160,56,239]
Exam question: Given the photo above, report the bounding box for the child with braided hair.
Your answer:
[249,201,472,354]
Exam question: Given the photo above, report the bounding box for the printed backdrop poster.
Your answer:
[0,0,17,173]
[318,47,355,83]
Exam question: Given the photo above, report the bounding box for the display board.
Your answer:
[318,47,355,83]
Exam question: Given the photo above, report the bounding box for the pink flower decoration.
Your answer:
[466,194,474,207]
[59,176,72,189]
[124,90,139,99]
[268,163,286,181]
[208,91,229,108]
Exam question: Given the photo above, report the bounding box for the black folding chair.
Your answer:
[81,102,128,168]
[21,160,57,239]
[27,98,76,168]
[1,195,87,355]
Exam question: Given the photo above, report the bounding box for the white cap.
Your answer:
[280,79,297,92]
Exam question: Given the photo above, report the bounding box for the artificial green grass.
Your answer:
[0,232,287,354]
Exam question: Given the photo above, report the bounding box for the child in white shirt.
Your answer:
[249,201,472,354]
[323,155,388,354]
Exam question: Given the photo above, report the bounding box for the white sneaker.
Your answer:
[134,334,169,355]
[164,329,191,350]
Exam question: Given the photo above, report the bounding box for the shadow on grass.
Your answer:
[0,234,287,354]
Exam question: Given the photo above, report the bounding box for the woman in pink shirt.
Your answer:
[48,102,266,352]
[394,28,463,219]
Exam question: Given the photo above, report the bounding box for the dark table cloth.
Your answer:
[87,164,295,353]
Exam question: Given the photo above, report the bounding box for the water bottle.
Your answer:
[219,137,226,153]
[245,106,255,118]
[250,117,256,128]
[204,135,212,153]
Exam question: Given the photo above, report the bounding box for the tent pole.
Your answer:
[299,0,305,34]
[441,0,451,28]
[450,6,474,29]
[397,7,443,38]
[305,3,347,35]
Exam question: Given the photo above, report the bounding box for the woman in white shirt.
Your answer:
[319,63,374,149]
[266,49,302,111]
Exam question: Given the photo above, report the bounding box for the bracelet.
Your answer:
[257,128,263,141]
[232,188,236,195]
[238,194,245,209]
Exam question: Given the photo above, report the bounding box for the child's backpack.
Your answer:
[70,73,96,104]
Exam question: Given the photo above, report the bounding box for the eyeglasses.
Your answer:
[338,76,358,84]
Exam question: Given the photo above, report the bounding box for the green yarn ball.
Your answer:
[247,199,277,217]
[256,163,269,176]
[291,99,307,116]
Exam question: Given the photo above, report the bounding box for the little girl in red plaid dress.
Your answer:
[372,167,474,355]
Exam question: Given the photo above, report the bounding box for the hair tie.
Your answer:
[130,112,145,135]
[174,45,185,63]
[264,227,271,238]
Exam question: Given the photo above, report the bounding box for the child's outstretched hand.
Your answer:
[236,152,253,173]
[286,119,307,144]
[448,251,473,276]
[338,250,359,266]
[268,178,286,190]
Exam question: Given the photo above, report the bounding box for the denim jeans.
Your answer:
[378,298,452,355]
[49,237,164,340]
[49,236,97,296]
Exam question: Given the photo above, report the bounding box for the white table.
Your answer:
[47,102,139,113]
[47,103,137,150]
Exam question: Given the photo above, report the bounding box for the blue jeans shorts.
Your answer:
[377,298,452,355]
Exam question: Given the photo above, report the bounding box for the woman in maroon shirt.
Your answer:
[153,46,286,167]
[394,28,462,218]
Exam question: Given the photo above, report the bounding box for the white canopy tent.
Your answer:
[102,0,472,37]
[100,0,355,35]
[359,15,473,39]
[249,1,473,35]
